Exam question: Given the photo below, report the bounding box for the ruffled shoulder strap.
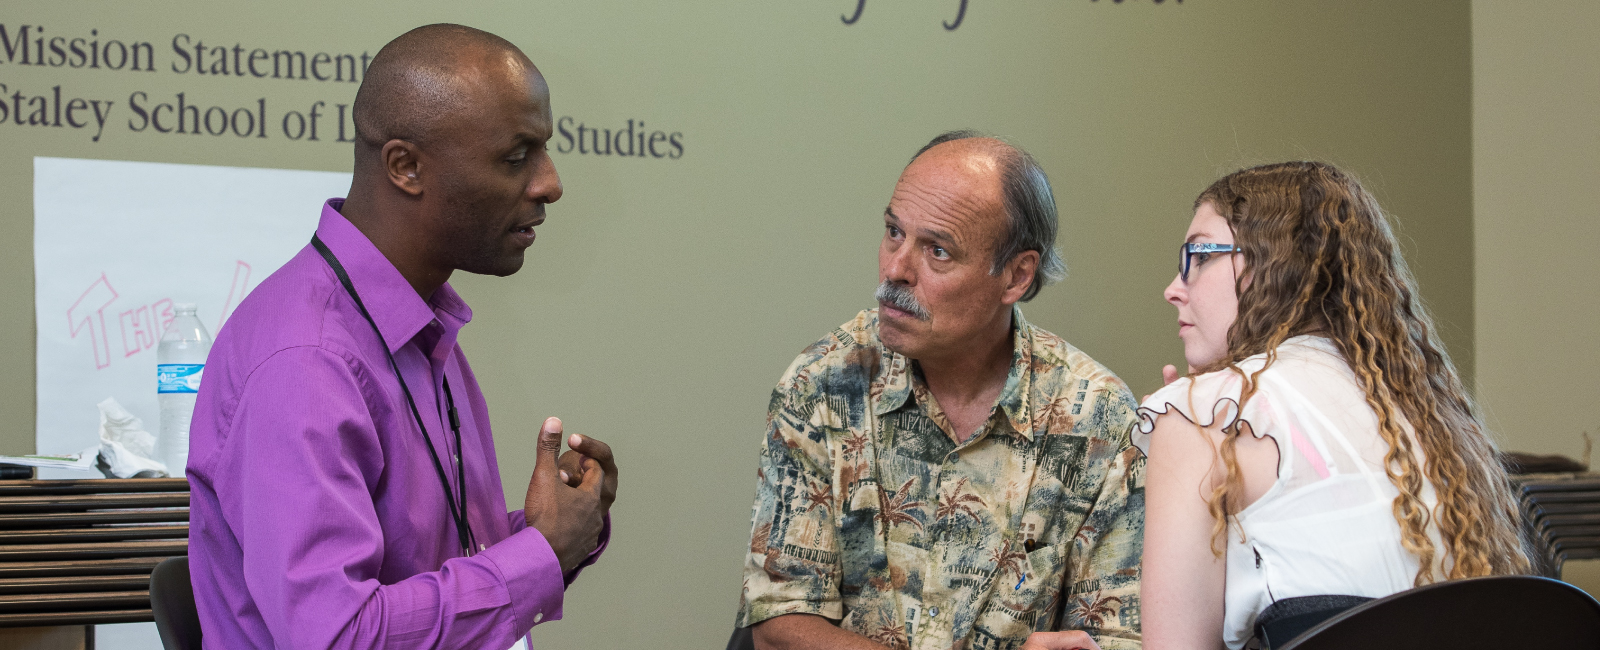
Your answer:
[1131,363,1266,456]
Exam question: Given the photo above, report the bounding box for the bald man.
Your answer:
[187,24,615,648]
[736,132,1144,650]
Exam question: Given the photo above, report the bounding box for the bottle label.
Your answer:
[157,364,205,394]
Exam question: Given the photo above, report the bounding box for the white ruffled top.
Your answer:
[1135,335,1444,649]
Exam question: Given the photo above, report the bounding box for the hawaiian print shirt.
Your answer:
[738,308,1146,650]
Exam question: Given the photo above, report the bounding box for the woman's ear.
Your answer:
[1232,249,1251,294]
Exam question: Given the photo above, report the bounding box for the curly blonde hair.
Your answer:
[1194,161,1528,583]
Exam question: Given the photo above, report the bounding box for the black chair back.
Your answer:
[726,626,755,650]
[1279,575,1600,650]
[149,556,202,650]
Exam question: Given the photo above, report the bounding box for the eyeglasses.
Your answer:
[1180,242,1237,282]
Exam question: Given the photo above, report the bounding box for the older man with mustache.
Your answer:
[735,132,1146,650]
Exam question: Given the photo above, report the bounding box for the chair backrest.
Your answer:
[149,556,203,650]
[726,626,755,650]
[1278,575,1600,650]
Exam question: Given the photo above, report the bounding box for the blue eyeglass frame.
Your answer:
[1180,242,1237,282]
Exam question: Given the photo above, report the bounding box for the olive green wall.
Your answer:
[0,1,1473,646]
[1472,0,1600,596]
[1472,0,1597,465]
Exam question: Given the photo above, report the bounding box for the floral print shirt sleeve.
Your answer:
[736,330,850,624]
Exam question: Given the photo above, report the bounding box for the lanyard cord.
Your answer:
[311,235,476,557]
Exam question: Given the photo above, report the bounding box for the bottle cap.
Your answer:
[175,302,198,314]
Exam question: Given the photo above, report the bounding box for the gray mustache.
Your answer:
[875,281,931,321]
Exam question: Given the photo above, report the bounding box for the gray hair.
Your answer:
[910,130,1066,302]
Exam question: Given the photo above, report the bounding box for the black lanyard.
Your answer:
[311,235,477,557]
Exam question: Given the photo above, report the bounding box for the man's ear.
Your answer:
[381,139,424,196]
[1001,249,1040,305]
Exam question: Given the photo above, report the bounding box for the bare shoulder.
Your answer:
[1147,408,1226,456]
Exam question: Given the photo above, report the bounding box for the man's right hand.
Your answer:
[1020,631,1101,650]
[752,614,893,650]
[524,417,605,574]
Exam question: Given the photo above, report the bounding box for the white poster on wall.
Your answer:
[34,157,351,461]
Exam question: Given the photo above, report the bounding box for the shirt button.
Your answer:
[534,611,544,623]
[479,543,487,551]
[929,606,940,617]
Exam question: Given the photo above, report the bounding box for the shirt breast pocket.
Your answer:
[975,541,1062,638]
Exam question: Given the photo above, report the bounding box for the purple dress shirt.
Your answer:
[187,199,606,648]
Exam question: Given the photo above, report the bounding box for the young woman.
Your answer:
[1132,162,1528,649]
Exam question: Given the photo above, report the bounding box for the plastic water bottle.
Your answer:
[157,303,211,478]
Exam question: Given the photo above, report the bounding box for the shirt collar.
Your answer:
[996,306,1036,441]
[314,199,473,354]
[874,341,914,416]
[873,306,1037,442]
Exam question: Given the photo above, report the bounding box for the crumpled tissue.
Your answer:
[98,397,168,478]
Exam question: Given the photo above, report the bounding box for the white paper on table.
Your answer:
[0,448,98,471]
[33,157,351,458]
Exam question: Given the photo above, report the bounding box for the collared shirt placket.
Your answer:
[416,317,477,552]
[912,391,1018,649]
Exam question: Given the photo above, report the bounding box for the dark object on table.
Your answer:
[94,453,169,479]
[1276,575,1600,650]
[0,477,189,627]
[1516,475,1600,577]
[1504,451,1589,474]
[0,465,33,480]
[150,556,202,650]
[1252,594,1373,649]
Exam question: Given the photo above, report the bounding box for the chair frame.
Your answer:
[1277,575,1600,650]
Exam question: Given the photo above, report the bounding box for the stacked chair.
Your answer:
[1515,474,1600,578]
[0,477,188,627]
